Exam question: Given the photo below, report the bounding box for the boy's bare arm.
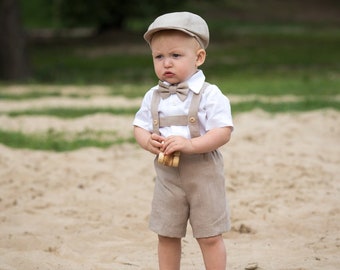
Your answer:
[162,127,232,155]
[134,126,164,155]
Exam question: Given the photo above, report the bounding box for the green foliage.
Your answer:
[25,23,340,97]
[17,0,340,96]
[19,0,60,28]
[30,44,154,85]
[20,0,186,30]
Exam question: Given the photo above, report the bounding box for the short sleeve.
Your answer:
[200,84,233,131]
[133,88,155,132]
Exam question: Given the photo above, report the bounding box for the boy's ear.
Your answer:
[196,49,206,67]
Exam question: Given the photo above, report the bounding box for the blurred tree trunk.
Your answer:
[0,0,30,81]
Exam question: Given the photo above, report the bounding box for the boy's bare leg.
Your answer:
[158,235,181,270]
[197,234,226,270]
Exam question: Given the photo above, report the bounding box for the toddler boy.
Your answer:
[133,11,233,270]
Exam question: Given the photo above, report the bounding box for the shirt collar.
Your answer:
[186,70,205,94]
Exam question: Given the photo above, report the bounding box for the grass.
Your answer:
[1,98,338,119]
[19,20,339,97]
[4,107,139,118]
[217,73,339,96]
[231,99,339,113]
[0,90,62,100]
[0,98,338,151]
[0,128,135,151]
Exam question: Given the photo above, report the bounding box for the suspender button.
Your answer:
[153,120,158,126]
[189,117,196,123]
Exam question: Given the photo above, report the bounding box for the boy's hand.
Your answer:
[162,135,193,155]
[133,127,166,155]
[161,127,232,155]
[147,133,165,154]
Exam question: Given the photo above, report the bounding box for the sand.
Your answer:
[0,93,339,270]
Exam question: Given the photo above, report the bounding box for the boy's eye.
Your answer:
[155,55,163,59]
[172,53,181,58]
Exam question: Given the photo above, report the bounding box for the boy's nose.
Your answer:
[163,57,172,67]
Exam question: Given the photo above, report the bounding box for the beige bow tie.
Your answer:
[158,81,189,101]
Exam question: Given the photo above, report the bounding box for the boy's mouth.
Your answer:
[164,71,174,77]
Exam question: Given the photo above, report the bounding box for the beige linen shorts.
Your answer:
[150,150,230,238]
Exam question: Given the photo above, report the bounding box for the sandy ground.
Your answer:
[0,93,339,270]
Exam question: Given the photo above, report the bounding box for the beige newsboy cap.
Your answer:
[144,12,210,49]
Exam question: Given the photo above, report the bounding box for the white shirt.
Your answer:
[133,70,233,139]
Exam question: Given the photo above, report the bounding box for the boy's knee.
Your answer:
[158,235,181,243]
[197,235,222,247]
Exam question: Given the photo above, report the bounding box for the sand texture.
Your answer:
[0,93,339,269]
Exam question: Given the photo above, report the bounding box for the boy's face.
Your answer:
[150,30,206,84]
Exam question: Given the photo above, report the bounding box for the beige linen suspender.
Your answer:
[151,82,210,138]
